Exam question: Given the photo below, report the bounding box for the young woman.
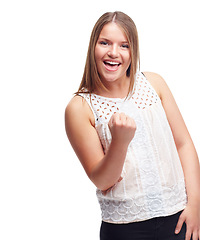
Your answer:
[65,11,200,240]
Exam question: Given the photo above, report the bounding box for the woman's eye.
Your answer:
[100,41,108,46]
[121,44,129,48]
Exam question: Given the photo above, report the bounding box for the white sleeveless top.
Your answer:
[78,72,187,223]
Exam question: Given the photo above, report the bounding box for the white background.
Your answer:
[0,0,199,239]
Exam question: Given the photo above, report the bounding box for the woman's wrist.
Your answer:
[187,195,200,208]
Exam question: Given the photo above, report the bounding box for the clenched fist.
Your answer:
[108,112,136,147]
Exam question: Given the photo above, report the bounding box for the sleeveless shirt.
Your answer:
[78,71,187,223]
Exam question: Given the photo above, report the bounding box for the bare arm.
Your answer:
[144,72,200,240]
[65,95,136,191]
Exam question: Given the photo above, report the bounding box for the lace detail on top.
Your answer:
[80,73,159,125]
[78,72,187,223]
[131,73,159,109]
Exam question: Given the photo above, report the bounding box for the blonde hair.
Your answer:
[77,11,140,96]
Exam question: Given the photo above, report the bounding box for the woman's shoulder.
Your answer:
[65,95,95,126]
[141,71,167,99]
[65,95,89,115]
[66,95,84,111]
[142,71,164,82]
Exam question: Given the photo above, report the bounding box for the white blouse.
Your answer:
[78,72,187,223]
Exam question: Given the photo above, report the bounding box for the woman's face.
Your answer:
[95,22,131,86]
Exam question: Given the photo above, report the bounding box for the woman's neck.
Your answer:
[95,77,131,98]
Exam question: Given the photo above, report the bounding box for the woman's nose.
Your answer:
[108,44,119,58]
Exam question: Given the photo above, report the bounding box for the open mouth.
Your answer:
[103,60,121,71]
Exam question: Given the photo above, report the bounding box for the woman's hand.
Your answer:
[108,112,136,147]
[175,204,200,240]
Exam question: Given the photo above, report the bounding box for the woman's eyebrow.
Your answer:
[98,37,129,43]
[98,37,110,41]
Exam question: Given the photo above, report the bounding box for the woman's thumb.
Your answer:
[175,212,185,234]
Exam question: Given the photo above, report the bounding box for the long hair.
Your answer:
[77,11,140,96]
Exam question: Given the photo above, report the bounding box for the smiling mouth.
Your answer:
[103,60,121,66]
[103,61,121,71]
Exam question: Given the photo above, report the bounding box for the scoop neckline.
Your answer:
[92,93,127,101]
[86,71,141,101]
[92,77,138,101]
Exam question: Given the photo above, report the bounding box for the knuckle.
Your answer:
[119,112,125,116]
[132,123,137,130]
[115,119,123,126]
[130,121,136,130]
[112,112,119,120]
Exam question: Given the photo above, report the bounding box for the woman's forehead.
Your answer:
[98,22,128,42]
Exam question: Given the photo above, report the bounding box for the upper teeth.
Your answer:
[105,61,119,65]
